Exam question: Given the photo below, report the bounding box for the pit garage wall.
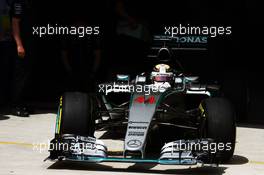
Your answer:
[219,0,262,124]
[0,0,263,124]
[188,0,263,124]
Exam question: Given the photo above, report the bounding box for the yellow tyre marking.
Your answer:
[56,96,63,134]
[57,107,62,134]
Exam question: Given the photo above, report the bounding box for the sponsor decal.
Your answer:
[128,121,149,124]
[128,131,144,136]
[128,126,147,130]
[134,96,156,104]
[127,140,142,148]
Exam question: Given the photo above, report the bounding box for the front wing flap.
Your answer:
[48,135,213,165]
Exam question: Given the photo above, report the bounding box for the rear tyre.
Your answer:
[60,92,96,137]
[202,97,236,163]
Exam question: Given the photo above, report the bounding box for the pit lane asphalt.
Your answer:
[0,113,264,175]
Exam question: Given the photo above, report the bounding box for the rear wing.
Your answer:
[148,35,208,58]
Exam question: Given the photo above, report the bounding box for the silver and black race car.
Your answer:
[47,36,236,166]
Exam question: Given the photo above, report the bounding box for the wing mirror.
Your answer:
[185,76,199,82]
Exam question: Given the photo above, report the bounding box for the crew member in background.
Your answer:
[0,0,14,110]
[106,0,151,80]
[9,0,34,117]
[60,16,102,93]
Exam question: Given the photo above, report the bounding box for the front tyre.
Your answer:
[202,97,236,163]
[59,92,96,137]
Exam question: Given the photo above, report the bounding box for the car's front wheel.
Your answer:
[59,92,96,137]
[202,97,236,163]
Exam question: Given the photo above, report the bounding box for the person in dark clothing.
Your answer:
[0,0,14,109]
[105,0,151,80]
[9,0,34,117]
[60,18,102,93]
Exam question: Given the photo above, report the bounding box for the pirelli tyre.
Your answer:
[202,97,236,163]
[58,92,96,137]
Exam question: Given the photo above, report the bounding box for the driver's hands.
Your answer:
[17,45,25,58]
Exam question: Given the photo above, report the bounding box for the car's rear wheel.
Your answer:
[202,97,236,163]
[59,92,96,137]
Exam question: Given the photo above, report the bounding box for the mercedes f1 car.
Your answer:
[47,36,236,166]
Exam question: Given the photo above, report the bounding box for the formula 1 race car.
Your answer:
[47,36,236,166]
